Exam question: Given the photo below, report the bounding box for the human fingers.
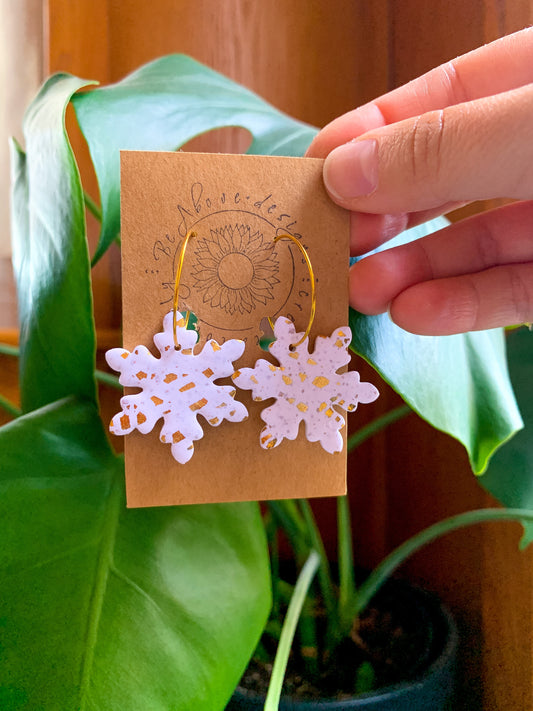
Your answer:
[350,202,466,256]
[350,201,533,330]
[307,27,533,159]
[389,263,533,335]
[323,84,533,215]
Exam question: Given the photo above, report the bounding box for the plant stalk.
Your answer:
[297,600,319,679]
[337,495,356,635]
[334,404,410,638]
[298,499,338,644]
[0,394,22,418]
[265,511,281,621]
[0,344,21,418]
[0,347,121,394]
[264,550,320,711]
[268,500,324,671]
[299,499,336,616]
[353,508,533,617]
[268,500,309,564]
[347,404,411,453]
[95,369,122,390]
[83,190,102,221]
[0,343,20,357]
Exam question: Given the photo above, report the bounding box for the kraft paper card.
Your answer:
[118,150,351,507]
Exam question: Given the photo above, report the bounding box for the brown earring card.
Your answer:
[119,150,350,507]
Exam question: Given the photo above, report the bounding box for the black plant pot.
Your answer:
[226,583,458,711]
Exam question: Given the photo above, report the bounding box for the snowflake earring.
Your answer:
[232,234,379,454]
[106,229,248,463]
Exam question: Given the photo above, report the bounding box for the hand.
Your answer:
[306,28,533,335]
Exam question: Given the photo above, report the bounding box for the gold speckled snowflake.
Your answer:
[233,317,379,453]
[106,311,248,463]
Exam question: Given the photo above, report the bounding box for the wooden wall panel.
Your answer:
[46,0,110,79]
[106,0,362,128]
[481,522,533,710]
[1,2,530,708]
[389,1,487,86]
[352,2,391,101]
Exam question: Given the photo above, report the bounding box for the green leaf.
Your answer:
[264,551,320,711]
[72,55,317,263]
[354,662,376,694]
[10,74,97,413]
[480,326,533,544]
[354,507,533,616]
[350,216,522,474]
[0,398,270,710]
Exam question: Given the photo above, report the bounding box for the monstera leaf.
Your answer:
[71,55,317,264]
[71,57,522,474]
[350,219,522,474]
[0,398,270,710]
[480,326,533,544]
[10,75,97,413]
[5,70,270,711]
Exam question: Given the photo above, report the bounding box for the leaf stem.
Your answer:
[0,343,22,416]
[265,511,281,621]
[268,500,309,563]
[0,346,121,393]
[337,495,357,634]
[0,343,20,357]
[0,393,22,418]
[347,404,411,453]
[353,508,533,616]
[83,191,102,222]
[264,550,320,711]
[297,597,319,678]
[298,500,338,643]
[95,369,122,390]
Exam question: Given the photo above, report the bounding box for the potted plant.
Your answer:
[228,374,533,710]
[226,325,533,710]
[2,56,533,710]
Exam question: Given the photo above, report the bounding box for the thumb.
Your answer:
[323,84,533,214]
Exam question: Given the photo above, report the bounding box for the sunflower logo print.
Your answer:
[190,224,280,315]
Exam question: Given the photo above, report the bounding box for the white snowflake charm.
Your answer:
[106,311,248,463]
[233,317,379,454]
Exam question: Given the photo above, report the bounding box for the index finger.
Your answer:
[307,27,533,158]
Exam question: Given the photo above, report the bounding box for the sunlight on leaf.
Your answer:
[10,75,97,412]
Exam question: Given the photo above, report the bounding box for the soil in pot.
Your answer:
[227,579,457,709]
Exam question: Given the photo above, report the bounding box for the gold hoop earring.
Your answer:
[106,229,248,464]
[233,234,379,453]
[267,233,316,349]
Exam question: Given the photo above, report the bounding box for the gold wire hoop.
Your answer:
[172,229,197,348]
[268,233,316,349]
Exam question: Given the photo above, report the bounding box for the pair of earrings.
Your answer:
[106,230,379,464]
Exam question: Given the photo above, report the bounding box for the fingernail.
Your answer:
[324,139,378,200]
